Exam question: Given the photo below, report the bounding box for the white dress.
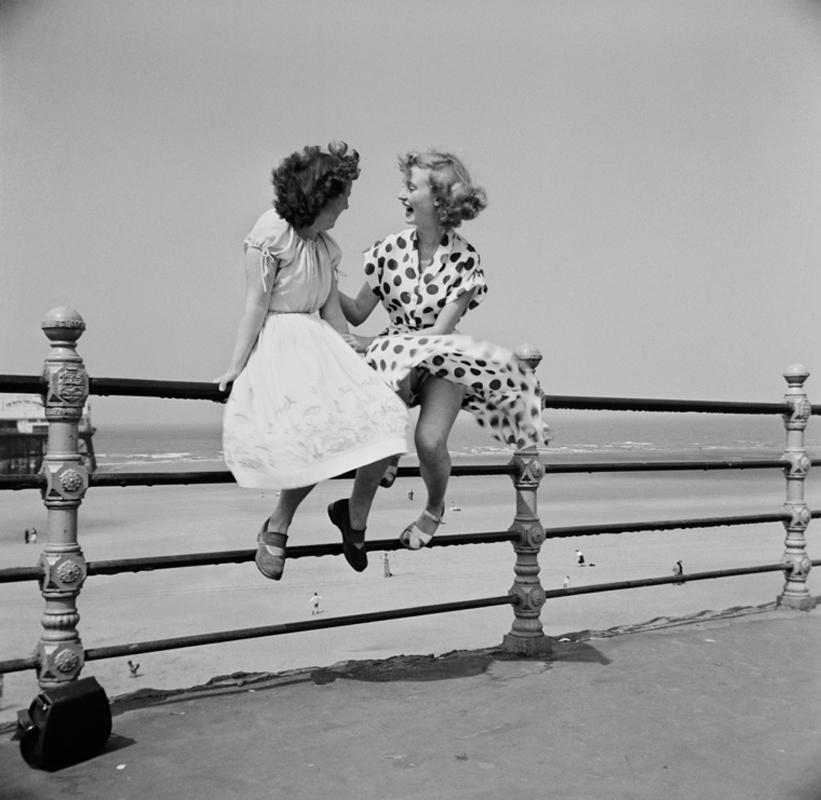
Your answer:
[223,211,409,489]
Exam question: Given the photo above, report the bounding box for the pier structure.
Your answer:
[0,393,95,476]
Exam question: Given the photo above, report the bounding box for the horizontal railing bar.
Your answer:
[82,595,516,663]
[1,596,513,672]
[0,475,43,490]
[0,375,44,394]
[542,562,811,598]
[4,509,817,584]
[0,656,38,673]
[4,374,821,415]
[543,459,793,473]
[89,377,228,403]
[545,511,796,538]
[0,374,228,403]
[92,471,235,487]
[0,532,520,582]
[6,456,820,492]
[0,566,42,583]
[6,559,819,674]
[541,394,807,415]
[81,463,515,487]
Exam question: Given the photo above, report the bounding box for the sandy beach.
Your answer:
[1,466,817,724]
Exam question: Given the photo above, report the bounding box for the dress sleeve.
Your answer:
[446,244,487,311]
[243,210,297,293]
[362,239,385,300]
[321,233,343,273]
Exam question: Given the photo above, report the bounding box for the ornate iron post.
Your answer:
[503,346,550,655]
[778,364,815,610]
[36,307,90,686]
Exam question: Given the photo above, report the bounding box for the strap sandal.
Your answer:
[327,499,368,572]
[255,522,288,581]
[379,457,400,488]
[399,508,444,550]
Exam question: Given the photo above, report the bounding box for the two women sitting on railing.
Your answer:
[216,142,544,580]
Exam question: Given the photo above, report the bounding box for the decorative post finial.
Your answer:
[778,364,815,610]
[37,307,90,686]
[514,343,543,374]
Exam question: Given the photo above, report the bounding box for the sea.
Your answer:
[91,410,821,473]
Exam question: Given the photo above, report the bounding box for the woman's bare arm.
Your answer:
[214,248,272,391]
[338,280,379,326]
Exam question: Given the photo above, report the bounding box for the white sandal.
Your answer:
[399,508,444,550]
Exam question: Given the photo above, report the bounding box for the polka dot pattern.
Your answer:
[363,332,545,449]
[361,228,546,449]
[364,228,487,331]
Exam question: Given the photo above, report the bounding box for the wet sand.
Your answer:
[1,467,816,723]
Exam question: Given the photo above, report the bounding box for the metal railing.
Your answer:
[0,307,817,698]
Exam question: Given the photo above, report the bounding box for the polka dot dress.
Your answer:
[362,228,546,449]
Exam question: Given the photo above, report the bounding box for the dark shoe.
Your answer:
[327,499,367,572]
[255,522,288,580]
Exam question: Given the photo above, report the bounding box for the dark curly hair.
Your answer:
[272,141,361,228]
[398,150,487,229]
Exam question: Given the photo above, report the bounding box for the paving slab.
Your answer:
[1,604,820,800]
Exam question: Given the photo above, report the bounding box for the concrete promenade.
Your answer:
[1,603,819,800]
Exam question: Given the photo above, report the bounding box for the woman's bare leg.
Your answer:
[348,457,396,529]
[413,376,464,535]
[266,485,315,532]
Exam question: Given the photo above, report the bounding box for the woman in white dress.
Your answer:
[215,142,408,580]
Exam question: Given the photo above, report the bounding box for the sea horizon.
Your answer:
[88,409,820,473]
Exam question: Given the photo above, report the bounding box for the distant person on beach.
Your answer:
[23,528,29,544]
[339,150,544,550]
[310,592,322,615]
[216,142,408,581]
[562,575,570,589]
[29,527,37,543]
[576,548,585,566]
[673,559,684,585]
[382,551,393,577]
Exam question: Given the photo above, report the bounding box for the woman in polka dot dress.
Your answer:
[339,150,545,549]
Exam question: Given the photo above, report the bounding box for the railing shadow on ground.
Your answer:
[0,306,818,767]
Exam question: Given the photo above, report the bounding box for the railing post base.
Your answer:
[776,593,816,611]
[502,630,551,656]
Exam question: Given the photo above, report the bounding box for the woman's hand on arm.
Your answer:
[214,248,272,392]
[322,275,374,353]
[338,281,379,326]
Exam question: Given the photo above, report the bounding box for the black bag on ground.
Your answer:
[15,676,112,770]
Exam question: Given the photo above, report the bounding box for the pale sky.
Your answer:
[2,0,820,426]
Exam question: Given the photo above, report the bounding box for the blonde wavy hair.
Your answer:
[398,150,487,229]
